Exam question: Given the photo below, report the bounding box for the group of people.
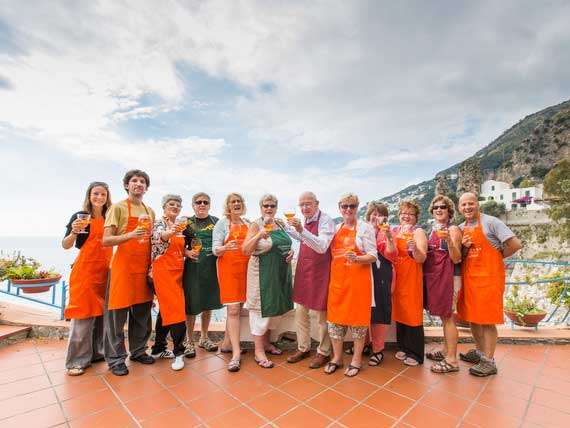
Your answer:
[62,168,521,379]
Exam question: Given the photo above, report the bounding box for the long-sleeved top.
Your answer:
[283,210,335,254]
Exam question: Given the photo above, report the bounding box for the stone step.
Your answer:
[0,324,31,346]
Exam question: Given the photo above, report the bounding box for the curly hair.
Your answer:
[365,202,389,221]
[428,195,456,218]
[398,200,421,218]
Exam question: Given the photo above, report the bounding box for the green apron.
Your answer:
[182,216,222,315]
[258,229,294,317]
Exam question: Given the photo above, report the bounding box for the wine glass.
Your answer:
[263,217,273,232]
[138,214,151,243]
[175,217,187,237]
[77,214,91,234]
[284,206,296,220]
[343,236,355,266]
[433,223,448,250]
[377,216,389,233]
[230,223,241,247]
[191,238,202,262]
[463,225,476,249]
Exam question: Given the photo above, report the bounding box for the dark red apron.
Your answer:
[423,229,454,318]
[292,211,331,311]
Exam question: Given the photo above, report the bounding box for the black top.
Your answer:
[64,211,91,249]
[183,215,219,243]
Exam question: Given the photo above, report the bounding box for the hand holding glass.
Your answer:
[138,214,150,243]
[175,217,187,237]
[343,237,355,266]
[77,214,91,234]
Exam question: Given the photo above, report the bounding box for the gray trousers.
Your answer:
[103,276,153,368]
[65,316,104,369]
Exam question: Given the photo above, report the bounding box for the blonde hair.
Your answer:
[398,200,421,218]
[365,202,389,221]
[428,195,456,218]
[338,192,359,206]
[223,193,247,217]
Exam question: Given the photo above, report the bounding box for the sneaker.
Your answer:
[469,359,497,377]
[111,362,129,376]
[152,349,175,359]
[198,337,219,352]
[459,348,481,364]
[130,353,155,364]
[171,355,185,371]
[184,340,196,358]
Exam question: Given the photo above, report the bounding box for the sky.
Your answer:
[1,0,570,236]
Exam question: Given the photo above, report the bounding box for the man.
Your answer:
[103,169,156,376]
[457,192,522,377]
[283,191,335,368]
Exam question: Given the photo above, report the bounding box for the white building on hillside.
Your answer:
[480,180,546,211]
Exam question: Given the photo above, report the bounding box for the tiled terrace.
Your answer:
[0,338,568,428]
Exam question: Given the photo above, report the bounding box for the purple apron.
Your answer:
[292,211,332,311]
[423,230,454,317]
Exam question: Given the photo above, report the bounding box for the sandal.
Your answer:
[344,364,361,377]
[426,350,445,361]
[368,351,384,366]
[198,338,219,352]
[345,343,371,356]
[255,358,274,369]
[324,361,343,374]
[227,358,241,372]
[395,351,406,361]
[220,348,247,355]
[403,357,419,367]
[183,340,196,358]
[430,359,459,374]
[265,345,282,356]
[67,367,85,376]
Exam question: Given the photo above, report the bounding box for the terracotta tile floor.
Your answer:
[0,339,568,427]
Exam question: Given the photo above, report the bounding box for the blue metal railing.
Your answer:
[0,279,68,320]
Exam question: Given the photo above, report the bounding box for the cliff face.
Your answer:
[369,99,570,225]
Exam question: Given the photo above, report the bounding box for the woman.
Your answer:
[325,193,377,377]
[182,192,223,358]
[424,195,462,373]
[148,194,187,371]
[213,193,251,372]
[62,181,113,376]
[242,194,294,369]
[365,202,397,366]
[392,200,427,366]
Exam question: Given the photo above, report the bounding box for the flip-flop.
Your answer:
[254,358,274,369]
[395,351,406,361]
[344,364,361,377]
[67,367,85,376]
[403,357,419,367]
[324,361,344,374]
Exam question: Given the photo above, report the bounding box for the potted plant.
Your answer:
[0,253,61,294]
[504,284,547,327]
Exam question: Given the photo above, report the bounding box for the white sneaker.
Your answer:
[171,355,185,371]
[151,349,175,359]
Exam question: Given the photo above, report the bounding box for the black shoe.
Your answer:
[130,353,155,364]
[111,363,129,376]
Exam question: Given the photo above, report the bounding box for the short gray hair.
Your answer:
[162,193,182,208]
[259,193,278,208]
[192,192,210,204]
[299,191,318,202]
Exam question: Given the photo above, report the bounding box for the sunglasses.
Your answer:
[433,204,448,210]
[194,200,210,205]
[262,204,277,209]
[340,204,358,210]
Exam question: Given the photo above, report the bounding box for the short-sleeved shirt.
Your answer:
[64,211,90,249]
[459,213,515,251]
[104,200,156,235]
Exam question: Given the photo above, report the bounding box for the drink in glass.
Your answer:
[343,237,355,266]
[138,214,150,243]
[284,206,296,220]
[175,217,187,237]
[77,214,91,234]
[263,217,273,232]
[191,238,202,255]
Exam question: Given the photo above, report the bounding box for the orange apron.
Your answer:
[152,222,186,326]
[217,223,250,304]
[457,215,505,324]
[107,199,153,310]
[326,224,372,326]
[392,227,423,326]
[65,217,113,319]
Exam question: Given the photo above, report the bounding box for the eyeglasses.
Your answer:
[340,204,358,210]
[194,200,210,205]
[433,204,448,210]
[262,204,277,209]
[166,202,182,208]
